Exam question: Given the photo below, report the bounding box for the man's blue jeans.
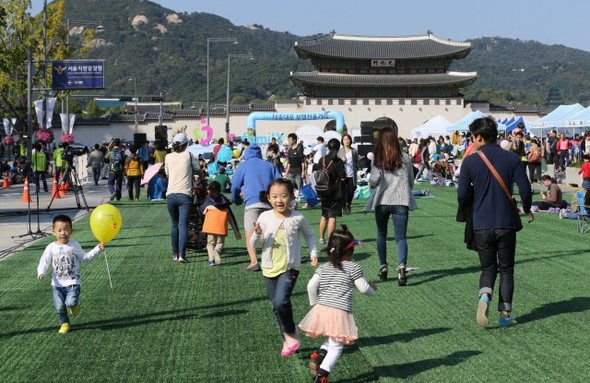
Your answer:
[34,170,48,193]
[92,165,101,184]
[166,193,192,257]
[108,172,123,200]
[375,205,409,268]
[52,284,80,324]
[475,229,516,312]
[264,269,299,336]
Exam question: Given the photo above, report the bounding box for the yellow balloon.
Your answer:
[90,204,122,243]
[232,149,240,158]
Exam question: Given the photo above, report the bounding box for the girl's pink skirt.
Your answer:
[298,304,358,345]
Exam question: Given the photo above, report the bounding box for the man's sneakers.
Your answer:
[477,295,489,327]
[499,315,518,328]
[208,260,215,266]
[58,323,70,333]
[559,208,568,219]
[213,249,221,265]
[109,192,116,201]
[319,239,326,246]
[178,256,189,263]
[69,304,80,317]
[423,188,433,197]
[173,254,179,261]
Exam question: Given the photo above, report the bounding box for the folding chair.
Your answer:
[576,191,590,234]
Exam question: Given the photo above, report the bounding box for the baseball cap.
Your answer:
[173,133,188,145]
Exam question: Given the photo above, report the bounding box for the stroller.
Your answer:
[186,185,208,251]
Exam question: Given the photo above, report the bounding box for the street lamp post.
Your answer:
[129,78,138,133]
[207,37,237,127]
[225,53,254,140]
[64,19,104,134]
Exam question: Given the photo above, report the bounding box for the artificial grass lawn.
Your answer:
[1,187,590,382]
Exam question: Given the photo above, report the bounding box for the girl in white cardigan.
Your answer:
[252,178,318,356]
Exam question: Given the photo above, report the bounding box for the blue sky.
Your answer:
[31,0,590,53]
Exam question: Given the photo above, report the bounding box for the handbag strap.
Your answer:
[477,151,513,202]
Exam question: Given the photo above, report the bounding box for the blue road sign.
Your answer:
[52,60,105,90]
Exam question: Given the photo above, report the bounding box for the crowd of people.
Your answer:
[20,116,590,383]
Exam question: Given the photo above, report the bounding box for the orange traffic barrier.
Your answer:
[2,171,9,189]
[58,175,68,196]
[50,173,61,199]
[64,179,70,191]
[19,178,32,203]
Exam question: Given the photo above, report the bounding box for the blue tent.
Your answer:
[506,116,532,133]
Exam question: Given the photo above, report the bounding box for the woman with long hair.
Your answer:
[165,133,205,263]
[318,139,346,245]
[338,134,358,215]
[363,118,417,285]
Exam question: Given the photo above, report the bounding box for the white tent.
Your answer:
[410,115,453,140]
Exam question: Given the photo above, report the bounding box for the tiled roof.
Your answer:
[230,105,251,113]
[109,113,139,123]
[513,105,539,113]
[173,109,202,117]
[295,32,473,60]
[489,103,515,111]
[200,107,226,115]
[250,103,276,111]
[275,99,302,104]
[144,113,174,120]
[290,71,479,88]
[538,107,557,116]
[75,116,111,125]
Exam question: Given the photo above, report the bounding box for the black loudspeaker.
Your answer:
[155,125,168,142]
[360,121,373,129]
[134,133,147,147]
[357,144,375,157]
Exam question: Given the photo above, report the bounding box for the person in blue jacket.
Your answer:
[231,143,282,271]
[148,170,167,201]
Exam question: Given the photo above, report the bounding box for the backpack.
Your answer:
[127,155,142,176]
[313,157,335,198]
[110,149,123,172]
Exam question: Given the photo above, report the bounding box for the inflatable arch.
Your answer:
[246,111,345,143]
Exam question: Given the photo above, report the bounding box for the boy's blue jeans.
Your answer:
[264,269,299,336]
[52,284,80,324]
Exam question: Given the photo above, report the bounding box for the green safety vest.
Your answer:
[54,148,63,167]
[20,145,26,156]
[32,152,46,172]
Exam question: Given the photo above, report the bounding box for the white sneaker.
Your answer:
[559,209,567,219]
[319,239,326,246]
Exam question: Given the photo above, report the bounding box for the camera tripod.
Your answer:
[46,162,89,212]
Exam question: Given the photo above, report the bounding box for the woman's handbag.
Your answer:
[477,151,523,232]
[528,150,540,163]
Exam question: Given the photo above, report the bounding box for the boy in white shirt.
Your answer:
[37,215,104,333]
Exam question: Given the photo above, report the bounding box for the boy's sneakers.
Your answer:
[208,260,215,266]
[173,254,179,261]
[499,315,518,328]
[58,323,70,333]
[178,256,189,263]
[477,295,489,327]
[214,249,221,265]
[319,239,326,246]
[69,304,80,316]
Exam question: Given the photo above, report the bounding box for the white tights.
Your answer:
[319,337,343,373]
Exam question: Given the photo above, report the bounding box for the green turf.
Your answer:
[1,187,589,382]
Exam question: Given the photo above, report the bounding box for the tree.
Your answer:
[230,95,247,105]
[0,0,94,143]
[85,100,103,117]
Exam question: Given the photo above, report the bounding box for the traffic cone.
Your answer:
[50,173,61,199]
[64,180,70,191]
[58,173,68,196]
[1,171,9,188]
[19,178,32,203]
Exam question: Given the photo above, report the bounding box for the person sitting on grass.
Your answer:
[212,167,231,193]
[147,170,167,201]
[533,175,565,210]
[200,180,241,266]
[37,215,105,334]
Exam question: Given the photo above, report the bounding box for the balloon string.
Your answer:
[104,250,113,289]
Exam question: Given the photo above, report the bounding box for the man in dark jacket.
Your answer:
[458,117,533,329]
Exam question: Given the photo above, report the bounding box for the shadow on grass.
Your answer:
[201,309,249,318]
[362,234,434,244]
[373,350,482,380]
[517,297,590,324]
[409,265,480,286]
[360,327,451,346]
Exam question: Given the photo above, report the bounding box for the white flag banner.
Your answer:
[34,100,44,129]
[3,118,9,136]
[60,113,68,134]
[69,114,75,135]
[33,98,57,129]
[10,118,15,136]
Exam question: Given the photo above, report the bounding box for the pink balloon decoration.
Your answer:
[367,152,374,160]
[500,139,510,150]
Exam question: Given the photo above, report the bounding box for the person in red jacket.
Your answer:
[213,137,225,160]
[578,155,590,179]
